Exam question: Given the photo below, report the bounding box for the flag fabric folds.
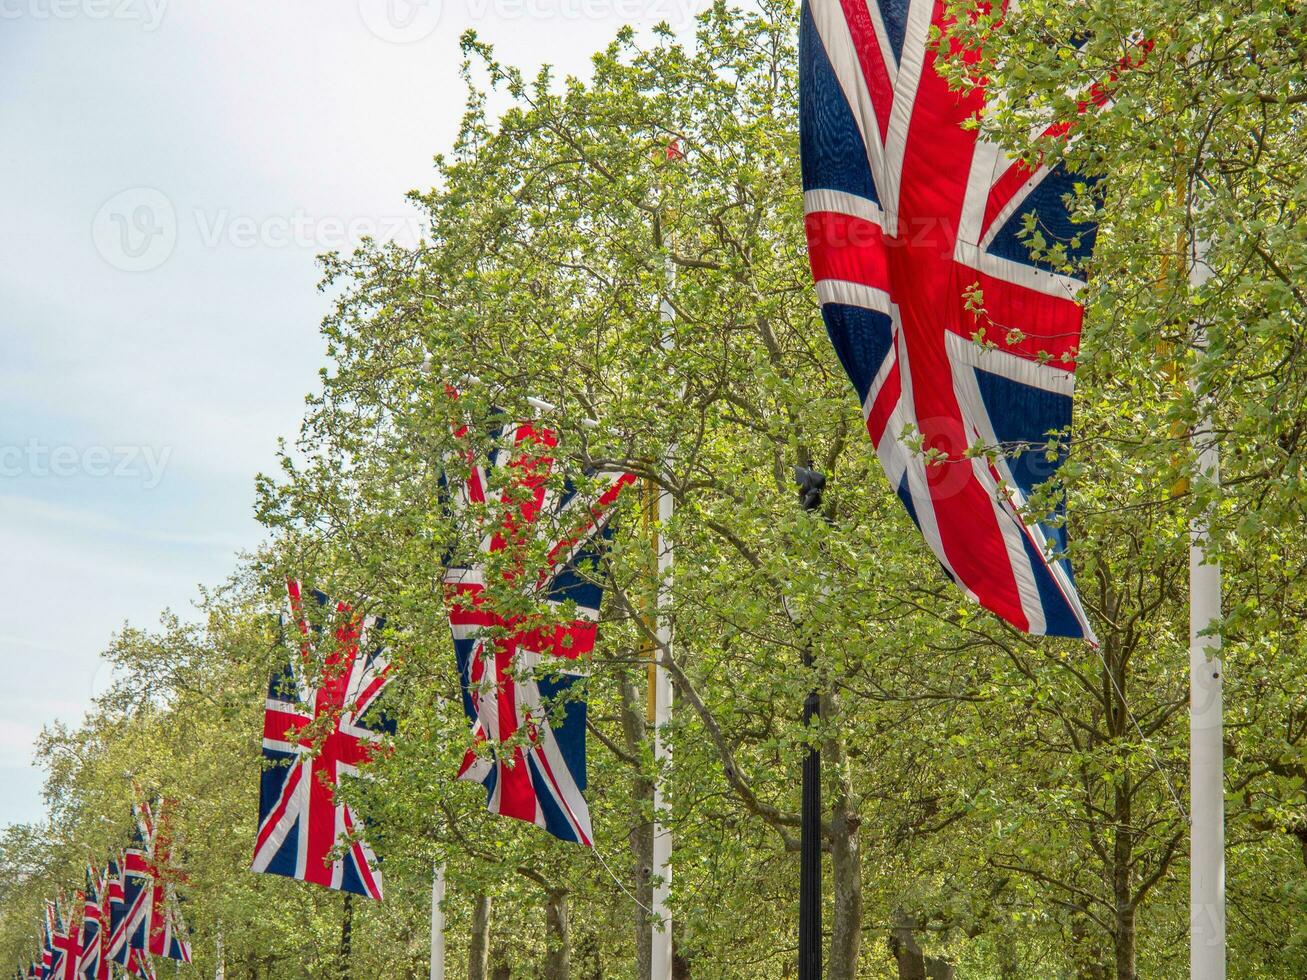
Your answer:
[443,412,635,846]
[799,0,1097,640]
[102,859,127,970]
[27,823,172,980]
[47,897,80,980]
[111,813,152,968]
[252,580,393,899]
[38,903,55,979]
[134,800,191,964]
[75,866,103,980]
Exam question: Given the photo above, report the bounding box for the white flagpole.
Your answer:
[1188,231,1225,980]
[430,863,446,980]
[650,254,675,980]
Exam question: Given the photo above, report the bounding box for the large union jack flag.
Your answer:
[444,412,635,846]
[800,0,1098,639]
[252,581,393,899]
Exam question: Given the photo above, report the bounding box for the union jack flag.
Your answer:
[133,800,191,964]
[102,858,126,969]
[38,902,56,979]
[444,411,635,846]
[99,855,151,980]
[105,803,189,974]
[75,866,103,980]
[46,896,79,980]
[252,580,393,899]
[111,813,152,968]
[800,0,1099,639]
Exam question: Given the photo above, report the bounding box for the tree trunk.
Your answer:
[576,928,602,980]
[672,939,692,979]
[544,890,570,980]
[1071,914,1109,980]
[469,894,492,980]
[620,668,655,979]
[925,957,955,980]
[887,913,926,980]
[824,690,862,980]
[338,893,353,980]
[1109,654,1136,980]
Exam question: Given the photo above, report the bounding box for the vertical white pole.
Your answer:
[650,256,675,980]
[430,863,446,980]
[1188,234,1225,980]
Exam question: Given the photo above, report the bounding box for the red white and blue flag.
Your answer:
[102,858,127,970]
[47,894,85,980]
[252,581,393,899]
[444,413,635,846]
[110,806,179,973]
[132,801,191,964]
[74,866,103,980]
[39,902,59,980]
[800,0,1097,639]
[37,903,52,979]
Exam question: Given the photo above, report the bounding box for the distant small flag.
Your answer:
[112,808,156,969]
[38,903,54,979]
[75,866,103,980]
[102,858,127,970]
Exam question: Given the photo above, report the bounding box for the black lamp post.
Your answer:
[793,465,825,980]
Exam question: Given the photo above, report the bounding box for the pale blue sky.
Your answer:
[1,0,706,827]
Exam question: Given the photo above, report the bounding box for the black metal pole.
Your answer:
[794,466,825,980]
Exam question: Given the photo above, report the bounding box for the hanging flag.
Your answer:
[75,866,103,980]
[102,858,127,971]
[124,951,154,980]
[252,581,393,899]
[47,896,81,980]
[799,0,1099,639]
[133,799,192,964]
[112,813,152,968]
[38,903,56,980]
[443,409,635,845]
